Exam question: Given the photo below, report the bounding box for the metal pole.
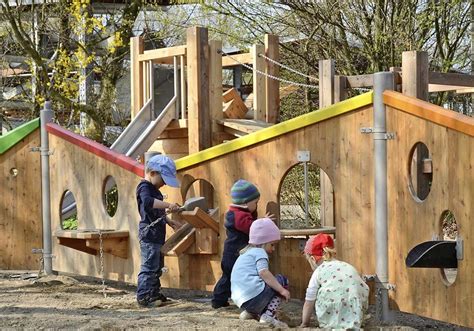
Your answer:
[373,72,394,323]
[41,101,54,275]
[303,161,309,226]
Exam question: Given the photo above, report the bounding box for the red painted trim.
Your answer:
[47,123,145,177]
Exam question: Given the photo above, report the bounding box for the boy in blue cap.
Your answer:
[211,179,274,309]
[136,154,182,307]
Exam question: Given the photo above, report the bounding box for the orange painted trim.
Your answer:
[47,123,145,177]
[383,90,474,137]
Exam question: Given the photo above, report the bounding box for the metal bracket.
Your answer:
[297,150,310,162]
[360,127,396,140]
[30,147,54,155]
[456,237,463,260]
[32,248,55,258]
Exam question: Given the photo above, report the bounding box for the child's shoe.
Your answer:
[259,313,288,328]
[211,300,230,309]
[239,310,257,320]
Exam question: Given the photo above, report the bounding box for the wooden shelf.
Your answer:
[54,230,129,259]
[180,207,219,233]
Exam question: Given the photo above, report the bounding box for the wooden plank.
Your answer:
[53,230,129,240]
[428,84,471,93]
[161,223,194,255]
[209,40,223,134]
[264,34,279,123]
[429,71,474,87]
[138,45,187,62]
[280,227,336,237]
[346,74,373,88]
[130,36,144,118]
[165,119,188,130]
[186,26,211,154]
[86,237,129,259]
[456,87,474,94]
[188,228,217,254]
[47,123,145,177]
[222,52,252,67]
[334,75,348,102]
[223,87,241,103]
[252,44,266,121]
[223,89,248,119]
[180,207,219,233]
[383,90,474,137]
[217,119,272,135]
[319,59,335,228]
[402,51,429,101]
[57,238,98,256]
[172,228,196,255]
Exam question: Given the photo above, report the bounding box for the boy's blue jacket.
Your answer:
[136,180,166,244]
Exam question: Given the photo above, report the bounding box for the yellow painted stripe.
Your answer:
[176,91,373,170]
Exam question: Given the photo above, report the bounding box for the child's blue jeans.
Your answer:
[241,274,288,315]
[137,241,163,300]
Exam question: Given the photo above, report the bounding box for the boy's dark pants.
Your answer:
[212,253,238,306]
[137,241,164,300]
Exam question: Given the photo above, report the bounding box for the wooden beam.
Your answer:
[383,90,474,137]
[280,227,336,237]
[334,75,347,102]
[186,27,211,154]
[428,84,470,93]
[429,71,474,87]
[130,36,144,118]
[86,237,128,259]
[402,51,429,101]
[161,223,194,256]
[138,45,187,62]
[180,207,219,233]
[319,59,335,107]
[222,52,253,67]
[456,87,474,94]
[319,59,335,228]
[345,74,373,88]
[265,34,279,123]
[252,44,266,121]
[209,40,223,134]
[217,119,272,135]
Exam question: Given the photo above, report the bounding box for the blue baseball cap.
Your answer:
[147,155,180,187]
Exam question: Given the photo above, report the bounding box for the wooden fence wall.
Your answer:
[0,125,42,270]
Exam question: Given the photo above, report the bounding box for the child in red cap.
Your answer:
[300,234,369,329]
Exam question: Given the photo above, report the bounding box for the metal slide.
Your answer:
[61,59,181,220]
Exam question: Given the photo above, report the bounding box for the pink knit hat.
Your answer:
[249,218,281,245]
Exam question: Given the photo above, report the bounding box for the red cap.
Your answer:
[304,234,334,261]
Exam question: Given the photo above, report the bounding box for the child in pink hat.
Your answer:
[230,218,290,328]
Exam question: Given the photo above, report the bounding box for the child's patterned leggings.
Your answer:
[262,296,282,317]
[262,274,288,317]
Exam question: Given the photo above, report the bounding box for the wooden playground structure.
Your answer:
[1,26,474,327]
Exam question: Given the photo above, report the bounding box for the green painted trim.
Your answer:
[176,91,373,170]
[0,118,40,154]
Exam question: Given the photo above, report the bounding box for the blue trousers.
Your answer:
[212,253,238,305]
[137,241,163,300]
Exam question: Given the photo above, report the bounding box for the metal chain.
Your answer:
[218,49,320,89]
[258,53,319,82]
[98,230,107,298]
